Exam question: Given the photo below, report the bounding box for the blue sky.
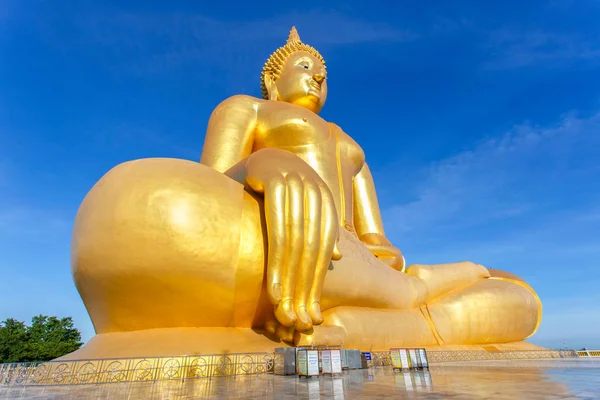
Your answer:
[1,0,599,350]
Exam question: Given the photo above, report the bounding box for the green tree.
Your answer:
[0,315,83,363]
[0,318,28,363]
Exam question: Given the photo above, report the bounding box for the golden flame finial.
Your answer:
[287,26,300,44]
[260,26,326,99]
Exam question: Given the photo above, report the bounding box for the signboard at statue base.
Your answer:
[390,348,402,370]
[399,349,410,369]
[391,348,429,370]
[408,349,420,369]
[307,350,319,376]
[321,350,332,374]
[297,349,308,376]
[321,349,343,375]
[418,348,430,369]
[390,348,409,370]
[297,348,320,378]
[331,349,343,374]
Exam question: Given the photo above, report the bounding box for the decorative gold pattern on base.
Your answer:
[0,353,274,386]
[1,350,584,387]
[370,350,578,366]
[577,350,600,357]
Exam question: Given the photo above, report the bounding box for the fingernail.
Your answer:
[295,306,312,331]
[309,302,324,325]
[272,283,282,301]
[275,299,296,327]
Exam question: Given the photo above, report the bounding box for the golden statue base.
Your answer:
[4,344,567,388]
[58,327,544,361]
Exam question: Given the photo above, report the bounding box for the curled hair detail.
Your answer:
[260,26,326,99]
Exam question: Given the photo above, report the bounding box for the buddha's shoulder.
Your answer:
[215,94,265,110]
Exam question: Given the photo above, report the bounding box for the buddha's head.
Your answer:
[261,27,327,113]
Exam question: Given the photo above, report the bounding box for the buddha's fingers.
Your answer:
[275,325,296,343]
[264,176,287,307]
[263,314,279,335]
[307,185,338,325]
[264,312,295,344]
[293,179,321,332]
[274,173,303,328]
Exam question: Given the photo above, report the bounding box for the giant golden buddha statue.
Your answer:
[66,27,542,359]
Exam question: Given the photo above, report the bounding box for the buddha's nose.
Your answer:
[313,74,325,84]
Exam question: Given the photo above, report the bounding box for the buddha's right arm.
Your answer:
[200,95,258,172]
[199,96,340,335]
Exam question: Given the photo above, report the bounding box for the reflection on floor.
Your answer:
[1,359,599,399]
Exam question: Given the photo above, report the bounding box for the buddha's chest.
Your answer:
[255,104,331,148]
[254,104,365,176]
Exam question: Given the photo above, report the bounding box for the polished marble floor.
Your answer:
[1,359,599,399]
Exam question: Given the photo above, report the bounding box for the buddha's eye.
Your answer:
[297,61,311,70]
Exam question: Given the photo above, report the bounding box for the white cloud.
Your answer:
[383,111,600,238]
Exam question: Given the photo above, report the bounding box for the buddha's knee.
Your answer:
[72,158,266,334]
[426,278,541,344]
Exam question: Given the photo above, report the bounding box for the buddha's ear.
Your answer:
[264,72,279,101]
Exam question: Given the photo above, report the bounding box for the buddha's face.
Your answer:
[275,51,327,113]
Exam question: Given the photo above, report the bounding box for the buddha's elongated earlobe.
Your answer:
[264,72,279,101]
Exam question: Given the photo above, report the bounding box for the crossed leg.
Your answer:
[300,230,541,350]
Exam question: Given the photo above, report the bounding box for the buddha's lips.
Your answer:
[309,80,321,91]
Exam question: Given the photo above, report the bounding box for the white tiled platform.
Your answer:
[1,359,598,399]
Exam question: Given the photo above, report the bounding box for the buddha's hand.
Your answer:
[226,148,342,335]
[360,233,405,272]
